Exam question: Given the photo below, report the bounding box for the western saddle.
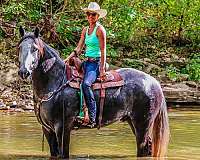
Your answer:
[65,57,124,129]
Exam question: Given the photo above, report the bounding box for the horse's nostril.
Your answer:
[18,69,30,79]
[18,70,23,78]
[25,71,30,77]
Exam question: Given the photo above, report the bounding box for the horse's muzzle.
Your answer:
[18,68,30,79]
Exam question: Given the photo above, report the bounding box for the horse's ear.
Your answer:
[19,26,25,37]
[34,27,40,38]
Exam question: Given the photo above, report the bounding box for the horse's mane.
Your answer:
[43,43,65,66]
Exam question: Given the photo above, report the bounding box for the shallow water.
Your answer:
[0,108,200,160]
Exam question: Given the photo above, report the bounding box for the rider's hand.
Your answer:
[100,69,106,81]
[64,57,70,63]
[64,51,76,63]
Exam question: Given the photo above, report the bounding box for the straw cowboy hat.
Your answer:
[83,2,107,18]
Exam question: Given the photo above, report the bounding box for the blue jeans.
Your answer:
[82,59,100,122]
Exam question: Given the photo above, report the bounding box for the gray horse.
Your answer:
[18,27,169,159]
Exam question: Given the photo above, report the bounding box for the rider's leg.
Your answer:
[82,61,99,124]
[82,70,97,123]
[83,98,89,124]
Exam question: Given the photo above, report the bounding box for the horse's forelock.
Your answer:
[18,34,44,58]
[18,34,35,45]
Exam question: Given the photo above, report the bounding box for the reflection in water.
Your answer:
[0,108,200,159]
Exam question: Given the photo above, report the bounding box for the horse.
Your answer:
[18,27,169,159]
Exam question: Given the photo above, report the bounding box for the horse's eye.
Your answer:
[32,47,38,52]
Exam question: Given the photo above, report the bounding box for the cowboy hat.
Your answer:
[83,2,107,18]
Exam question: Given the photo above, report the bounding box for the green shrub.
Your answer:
[184,54,200,81]
[2,0,46,21]
[166,65,180,81]
[0,28,5,40]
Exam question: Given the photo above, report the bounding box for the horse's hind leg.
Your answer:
[42,126,59,158]
[129,95,154,157]
[127,115,152,157]
[128,113,152,157]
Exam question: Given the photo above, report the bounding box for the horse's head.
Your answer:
[18,26,44,79]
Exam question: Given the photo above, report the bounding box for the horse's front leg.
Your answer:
[55,119,73,159]
[42,126,59,158]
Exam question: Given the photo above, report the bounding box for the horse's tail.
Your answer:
[151,96,170,157]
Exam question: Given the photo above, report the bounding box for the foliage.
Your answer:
[56,15,83,45]
[122,58,144,70]
[1,0,200,82]
[182,54,200,81]
[2,0,46,22]
[166,65,180,81]
[103,1,137,44]
[166,53,200,82]
[106,44,118,60]
[0,28,5,40]
[185,59,200,81]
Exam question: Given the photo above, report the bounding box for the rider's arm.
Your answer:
[97,26,106,79]
[74,27,87,55]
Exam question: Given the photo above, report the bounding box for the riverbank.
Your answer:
[0,52,199,111]
[1,81,200,112]
[162,82,200,104]
[0,60,200,111]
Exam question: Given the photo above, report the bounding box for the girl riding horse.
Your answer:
[66,2,107,128]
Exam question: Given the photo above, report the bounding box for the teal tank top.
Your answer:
[85,23,101,58]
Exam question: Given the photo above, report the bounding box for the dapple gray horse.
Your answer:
[18,27,169,159]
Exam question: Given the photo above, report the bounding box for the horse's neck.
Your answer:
[32,63,66,98]
[32,44,66,98]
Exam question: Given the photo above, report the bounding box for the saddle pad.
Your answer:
[69,70,124,90]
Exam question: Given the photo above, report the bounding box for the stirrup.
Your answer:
[82,121,96,128]
[76,116,84,123]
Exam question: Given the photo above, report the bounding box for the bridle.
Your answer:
[18,34,76,153]
[18,35,76,98]
[17,35,74,133]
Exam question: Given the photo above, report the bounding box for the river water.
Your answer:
[0,108,200,160]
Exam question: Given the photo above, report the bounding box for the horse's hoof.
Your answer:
[49,156,58,160]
